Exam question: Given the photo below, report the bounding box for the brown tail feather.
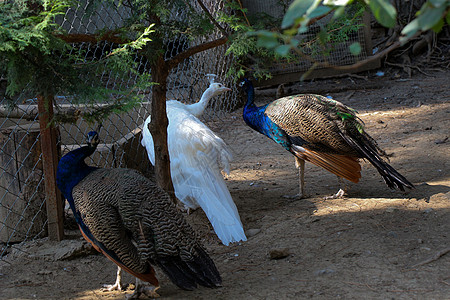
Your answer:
[291,145,361,183]
[79,225,160,287]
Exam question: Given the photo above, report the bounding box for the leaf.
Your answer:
[401,18,420,41]
[332,5,346,19]
[317,28,328,45]
[432,18,445,32]
[349,42,362,56]
[401,4,447,41]
[369,0,397,28]
[256,32,280,49]
[417,4,447,31]
[323,0,352,5]
[282,0,316,28]
[290,38,300,47]
[429,0,448,6]
[308,6,333,19]
[275,44,291,56]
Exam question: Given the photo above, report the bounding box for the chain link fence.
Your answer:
[0,0,375,262]
[0,0,239,261]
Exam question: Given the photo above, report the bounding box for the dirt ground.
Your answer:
[1,68,449,300]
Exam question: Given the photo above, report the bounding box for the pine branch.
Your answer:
[55,32,130,44]
[194,0,228,36]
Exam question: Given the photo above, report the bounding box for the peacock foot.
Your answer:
[101,281,123,292]
[127,282,160,299]
[324,188,346,200]
[101,266,124,292]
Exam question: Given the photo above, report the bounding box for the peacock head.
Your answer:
[86,131,100,148]
[239,78,253,92]
[208,82,231,97]
[239,78,255,106]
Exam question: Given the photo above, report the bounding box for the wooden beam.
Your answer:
[37,95,64,241]
[254,57,381,87]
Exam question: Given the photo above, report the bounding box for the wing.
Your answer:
[141,114,155,166]
[141,101,192,167]
[168,111,246,245]
[72,169,159,286]
[266,95,362,183]
[265,94,360,155]
[141,103,245,245]
[73,168,222,290]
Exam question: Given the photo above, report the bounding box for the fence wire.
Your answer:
[0,0,238,261]
[0,0,373,262]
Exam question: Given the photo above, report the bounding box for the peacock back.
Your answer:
[72,168,200,271]
[265,94,371,155]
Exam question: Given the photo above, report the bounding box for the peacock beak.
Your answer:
[86,132,100,147]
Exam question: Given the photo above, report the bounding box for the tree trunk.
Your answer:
[149,54,176,202]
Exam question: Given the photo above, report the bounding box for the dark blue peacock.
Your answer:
[56,131,221,298]
[240,78,414,198]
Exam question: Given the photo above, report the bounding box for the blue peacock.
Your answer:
[56,131,221,298]
[240,78,414,198]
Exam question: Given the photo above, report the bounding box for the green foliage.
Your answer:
[0,0,155,122]
[0,1,156,125]
[0,0,70,96]
[349,42,362,55]
[219,3,284,80]
[245,0,450,79]
[250,2,365,71]
[112,0,216,45]
[282,0,318,29]
[400,0,450,44]
[367,0,397,28]
[2,0,251,123]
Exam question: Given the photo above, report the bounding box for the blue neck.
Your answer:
[242,80,263,129]
[56,146,97,213]
[242,81,291,150]
[244,81,255,108]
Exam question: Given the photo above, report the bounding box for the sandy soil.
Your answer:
[1,69,449,300]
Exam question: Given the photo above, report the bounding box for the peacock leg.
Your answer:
[127,278,160,299]
[324,176,347,199]
[296,157,305,198]
[102,266,123,292]
[283,157,306,199]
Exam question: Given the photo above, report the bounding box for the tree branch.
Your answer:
[166,36,228,70]
[195,0,228,36]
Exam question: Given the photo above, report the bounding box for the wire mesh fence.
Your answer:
[243,0,374,80]
[0,0,375,262]
[0,0,238,261]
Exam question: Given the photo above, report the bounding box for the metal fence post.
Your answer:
[37,95,64,241]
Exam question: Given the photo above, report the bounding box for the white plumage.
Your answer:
[141,79,247,246]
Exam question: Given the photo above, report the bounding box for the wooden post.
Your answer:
[37,95,64,241]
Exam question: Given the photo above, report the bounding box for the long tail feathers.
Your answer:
[291,145,361,183]
[340,133,414,191]
[172,158,247,245]
[156,247,222,290]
